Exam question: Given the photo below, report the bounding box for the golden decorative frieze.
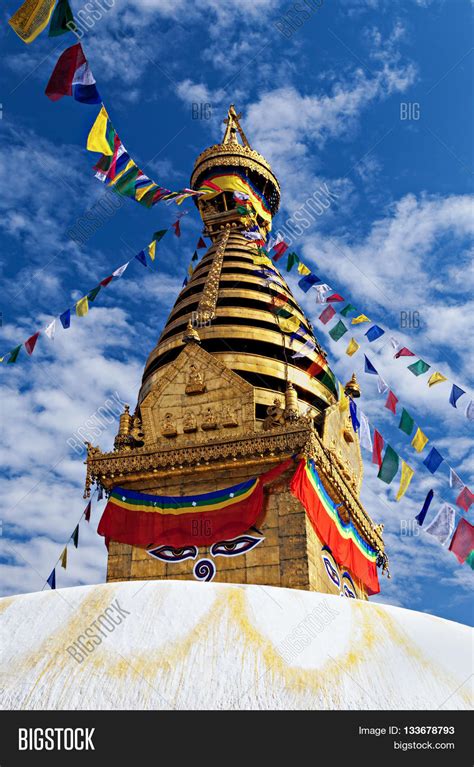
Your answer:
[195,225,230,324]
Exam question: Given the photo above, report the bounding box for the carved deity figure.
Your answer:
[161,413,178,437]
[201,408,217,431]
[263,398,285,430]
[185,363,206,395]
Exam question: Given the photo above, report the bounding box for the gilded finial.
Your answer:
[344,372,361,399]
[183,319,201,344]
[222,104,250,147]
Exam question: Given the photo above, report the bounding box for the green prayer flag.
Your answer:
[192,251,198,262]
[48,0,74,37]
[87,285,101,303]
[152,230,167,242]
[398,408,414,436]
[377,444,400,484]
[7,345,22,364]
[275,307,293,319]
[72,525,79,549]
[466,550,474,570]
[286,252,299,272]
[329,320,348,342]
[341,303,357,317]
[236,205,250,214]
[407,359,431,376]
[113,167,140,197]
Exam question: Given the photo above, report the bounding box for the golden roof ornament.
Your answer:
[222,104,250,147]
[183,320,201,344]
[344,373,361,399]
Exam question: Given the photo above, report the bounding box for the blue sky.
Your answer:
[0,0,472,626]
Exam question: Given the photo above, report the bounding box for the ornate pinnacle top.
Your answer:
[222,104,250,147]
[345,373,361,399]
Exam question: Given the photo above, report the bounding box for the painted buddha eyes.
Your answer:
[341,572,357,599]
[321,546,341,588]
[147,545,198,563]
[210,535,263,558]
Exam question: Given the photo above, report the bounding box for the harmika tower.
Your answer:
[85,106,385,598]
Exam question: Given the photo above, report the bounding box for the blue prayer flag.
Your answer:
[449,384,465,408]
[349,399,360,432]
[364,355,378,375]
[59,309,71,329]
[298,274,320,293]
[135,250,148,267]
[46,569,56,590]
[365,325,385,342]
[415,489,434,526]
[423,447,443,474]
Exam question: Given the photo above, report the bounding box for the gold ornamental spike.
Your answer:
[344,372,361,399]
[222,104,250,147]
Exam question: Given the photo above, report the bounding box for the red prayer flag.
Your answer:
[394,347,415,358]
[172,220,181,237]
[45,43,86,101]
[307,357,325,377]
[326,294,344,303]
[100,275,114,287]
[448,518,474,562]
[319,305,336,324]
[385,390,399,414]
[197,237,207,249]
[456,486,474,512]
[84,501,92,522]
[272,241,288,261]
[24,332,40,355]
[372,429,384,467]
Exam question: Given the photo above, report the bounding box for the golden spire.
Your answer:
[222,104,250,147]
[344,373,361,399]
[183,319,201,344]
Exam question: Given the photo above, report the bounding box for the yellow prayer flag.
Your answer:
[9,0,56,43]
[338,382,349,413]
[148,241,156,261]
[86,106,113,156]
[110,159,135,187]
[351,314,371,325]
[136,183,156,202]
[252,253,271,266]
[60,547,68,570]
[345,337,360,357]
[297,262,311,276]
[411,427,428,453]
[188,264,194,277]
[427,371,448,387]
[396,461,414,501]
[76,296,89,317]
[278,315,301,334]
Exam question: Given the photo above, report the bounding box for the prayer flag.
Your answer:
[464,400,474,421]
[351,314,370,324]
[338,382,349,413]
[297,262,311,276]
[7,345,22,364]
[60,547,67,569]
[423,447,443,474]
[326,294,344,303]
[153,230,167,243]
[197,237,206,249]
[286,252,299,272]
[148,241,156,261]
[448,518,474,563]
[449,468,464,491]
[84,501,91,522]
[24,332,40,355]
[48,0,74,37]
[87,106,113,155]
[411,427,428,452]
[135,250,147,267]
[9,0,56,43]
[364,355,378,375]
[313,284,331,303]
[359,411,372,451]
[398,408,414,436]
[46,569,56,589]
[424,504,455,546]
[377,444,399,484]
[345,338,359,356]
[396,461,414,501]
[272,241,288,260]
[60,309,71,329]
[277,315,301,334]
[72,525,79,548]
[456,486,474,512]
[298,274,320,293]
[377,375,388,394]
[319,305,336,324]
[341,303,357,317]
[100,275,113,287]
[428,371,447,387]
[407,359,431,376]
[87,285,101,302]
[394,347,414,358]
[307,358,324,378]
[449,384,465,408]
[76,296,89,317]
[172,220,181,237]
[112,263,129,278]
[328,320,348,342]
[349,399,359,432]
[365,325,385,342]
[385,390,398,414]
[44,319,56,340]
[415,489,434,526]
[372,429,384,467]
[45,43,100,103]
[291,339,316,359]
[191,251,198,262]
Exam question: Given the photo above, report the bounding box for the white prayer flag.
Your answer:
[291,339,316,359]
[449,468,464,491]
[112,262,129,278]
[359,411,373,451]
[313,284,332,303]
[465,399,474,421]
[424,504,456,547]
[44,319,56,340]
[377,374,389,394]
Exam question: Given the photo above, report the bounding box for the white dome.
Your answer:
[0,580,471,710]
